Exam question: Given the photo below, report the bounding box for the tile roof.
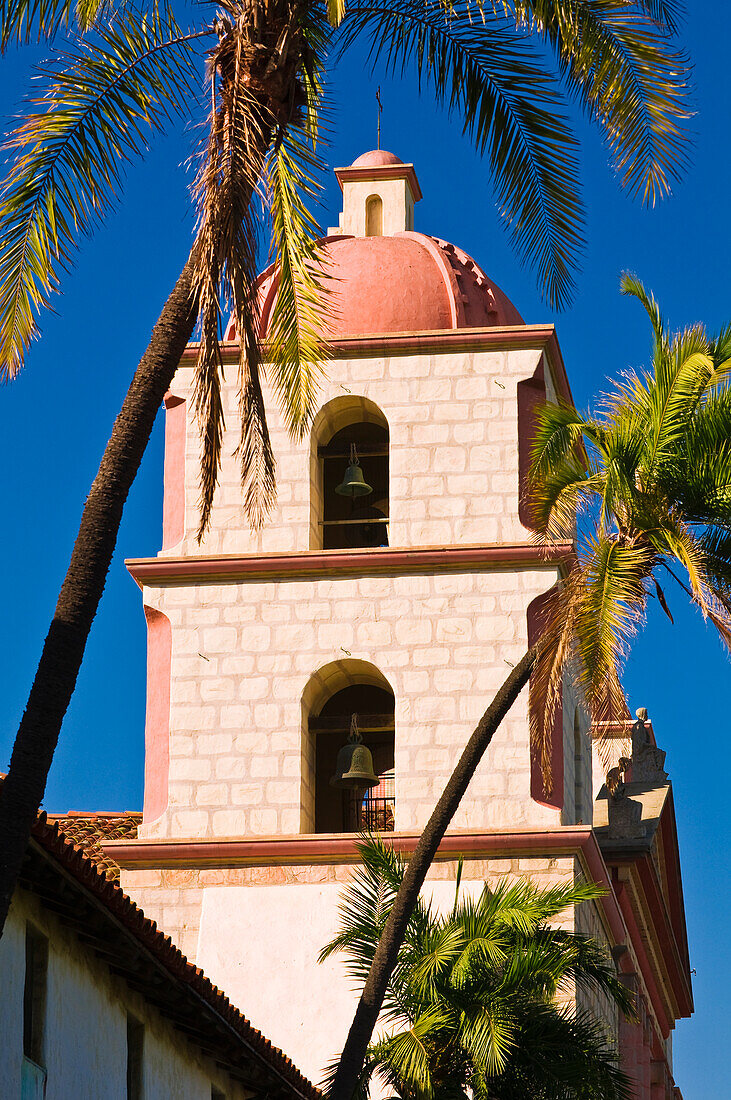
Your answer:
[21,810,321,1100]
[45,811,141,881]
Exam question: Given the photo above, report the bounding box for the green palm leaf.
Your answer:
[0,4,206,379]
[266,126,331,438]
[516,0,690,203]
[340,0,583,309]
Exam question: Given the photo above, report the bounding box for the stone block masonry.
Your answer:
[160,344,549,559]
[141,564,562,841]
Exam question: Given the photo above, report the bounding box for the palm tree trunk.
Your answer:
[0,256,198,937]
[330,645,538,1100]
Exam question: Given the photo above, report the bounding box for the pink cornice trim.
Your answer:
[181,325,573,394]
[162,394,185,550]
[125,542,574,588]
[106,825,591,867]
[334,162,423,201]
[614,879,671,1038]
[105,826,620,933]
[142,607,171,823]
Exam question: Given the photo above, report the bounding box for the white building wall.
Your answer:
[0,889,247,1100]
[138,337,568,842]
[193,857,580,1085]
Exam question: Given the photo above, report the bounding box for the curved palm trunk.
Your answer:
[0,256,198,937]
[330,645,538,1100]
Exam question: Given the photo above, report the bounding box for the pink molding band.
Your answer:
[106,823,591,863]
[107,825,624,938]
[334,161,423,201]
[126,541,574,588]
[142,606,172,823]
[162,394,186,550]
[181,324,574,401]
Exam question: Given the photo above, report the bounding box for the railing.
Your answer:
[361,796,395,832]
[346,773,395,832]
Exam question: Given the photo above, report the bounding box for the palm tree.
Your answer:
[321,837,634,1100]
[329,278,731,1100]
[0,0,692,939]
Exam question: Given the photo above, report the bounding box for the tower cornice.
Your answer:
[180,324,572,404]
[126,541,574,589]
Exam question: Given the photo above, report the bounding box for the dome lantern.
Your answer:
[330,150,422,238]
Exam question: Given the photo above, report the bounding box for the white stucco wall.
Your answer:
[194,862,578,1085]
[0,889,248,1100]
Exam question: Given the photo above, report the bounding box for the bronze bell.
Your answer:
[330,714,379,790]
[335,444,373,499]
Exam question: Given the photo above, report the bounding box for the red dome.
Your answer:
[248,232,523,340]
[350,149,403,168]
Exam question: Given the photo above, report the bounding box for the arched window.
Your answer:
[311,398,389,551]
[302,662,395,834]
[365,194,383,237]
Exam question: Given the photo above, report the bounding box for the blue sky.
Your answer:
[0,5,728,1093]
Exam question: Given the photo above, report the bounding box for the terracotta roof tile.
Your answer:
[45,811,141,881]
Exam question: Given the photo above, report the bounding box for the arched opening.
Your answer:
[302,661,395,834]
[310,397,389,551]
[365,194,383,237]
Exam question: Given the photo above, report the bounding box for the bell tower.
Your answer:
[116,151,617,1081]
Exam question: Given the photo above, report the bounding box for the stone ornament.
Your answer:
[631,708,668,785]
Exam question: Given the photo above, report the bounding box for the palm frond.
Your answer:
[370,1016,438,1095]
[326,0,346,26]
[266,125,330,438]
[1,0,72,50]
[340,0,583,309]
[543,930,637,1021]
[516,1,691,204]
[530,401,592,482]
[492,1003,632,1100]
[528,571,581,790]
[621,271,666,353]
[635,0,683,34]
[574,534,653,726]
[647,513,710,613]
[192,18,275,536]
[0,0,119,47]
[459,1001,517,1077]
[0,4,205,380]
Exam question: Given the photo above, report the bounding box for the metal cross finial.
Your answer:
[376,87,383,149]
